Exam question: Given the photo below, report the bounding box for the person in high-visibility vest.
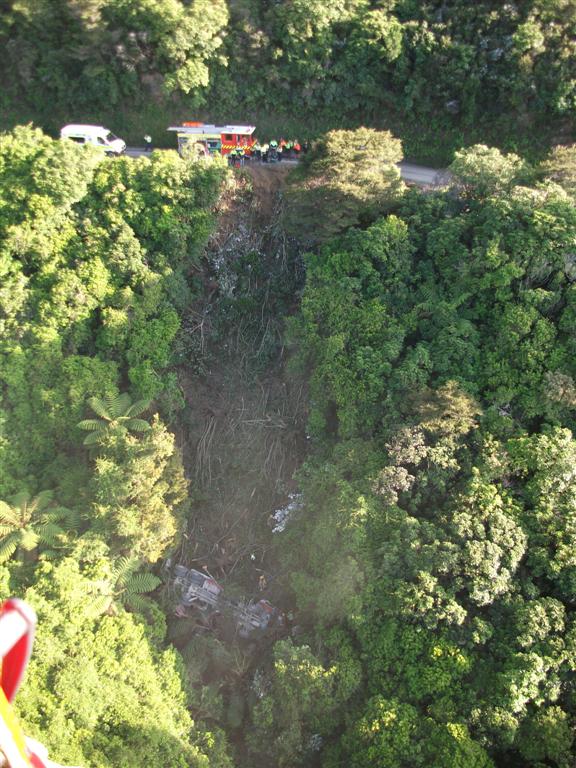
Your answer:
[261,142,269,162]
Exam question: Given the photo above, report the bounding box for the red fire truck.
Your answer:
[167,122,257,157]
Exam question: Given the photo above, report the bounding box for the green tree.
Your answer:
[89,416,188,562]
[248,638,361,767]
[332,696,493,768]
[449,145,527,198]
[283,128,404,243]
[11,553,225,768]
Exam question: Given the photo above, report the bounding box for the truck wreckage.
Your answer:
[171,565,281,638]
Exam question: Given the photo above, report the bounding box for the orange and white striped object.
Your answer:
[0,600,80,768]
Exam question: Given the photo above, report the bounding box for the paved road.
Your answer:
[125,147,450,187]
[399,162,451,187]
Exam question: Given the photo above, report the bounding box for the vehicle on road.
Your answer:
[168,122,256,158]
[60,124,126,155]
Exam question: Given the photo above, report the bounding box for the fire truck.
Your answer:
[172,565,281,638]
[167,122,257,158]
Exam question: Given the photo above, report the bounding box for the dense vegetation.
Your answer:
[4,119,576,767]
[251,139,576,767]
[1,0,575,161]
[2,3,576,766]
[0,125,231,766]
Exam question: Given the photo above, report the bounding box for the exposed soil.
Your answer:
[244,162,294,223]
[172,162,306,602]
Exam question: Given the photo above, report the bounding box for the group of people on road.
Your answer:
[228,138,307,166]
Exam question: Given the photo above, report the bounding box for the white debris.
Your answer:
[308,734,323,752]
[271,493,303,533]
[251,668,269,699]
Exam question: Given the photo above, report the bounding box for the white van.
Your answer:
[60,124,126,155]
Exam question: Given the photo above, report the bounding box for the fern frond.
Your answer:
[88,396,113,421]
[113,557,140,587]
[0,534,19,562]
[123,593,153,613]
[125,572,161,594]
[126,399,151,418]
[83,431,105,446]
[59,507,81,529]
[110,392,132,418]
[77,419,105,432]
[33,490,54,512]
[9,492,30,517]
[125,418,151,433]
[0,525,14,536]
[0,502,20,527]
[91,594,113,616]
[43,506,79,528]
[35,522,64,545]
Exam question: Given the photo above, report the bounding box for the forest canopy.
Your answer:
[0,126,230,766]
[266,141,576,768]
[3,124,576,768]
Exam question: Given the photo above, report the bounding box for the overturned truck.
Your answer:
[172,565,280,638]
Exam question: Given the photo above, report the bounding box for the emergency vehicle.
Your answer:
[60,125,126,156]
[167,122,257,157]
[172,564,281,637]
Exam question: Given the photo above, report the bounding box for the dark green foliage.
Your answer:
[283,128,404,244]
[0,126,227,496]
[290,146,576,439]
[1,0,228,110]
[89,416,188,562]
[9,552,218,767]
[1,0,574,158]
[249,143,576,768]
[331,696,493,768]
[247,637,361,767]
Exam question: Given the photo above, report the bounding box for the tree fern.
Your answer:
[88,558,161,615]
[78,393,152,445]
[0,490,78,563]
